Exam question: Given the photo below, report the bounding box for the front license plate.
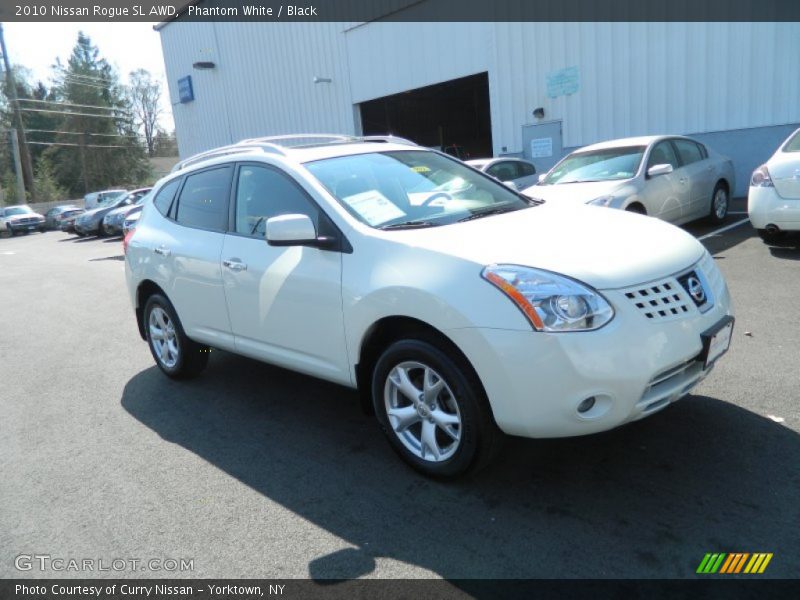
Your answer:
[701,316,734,369]
[28,225,36,231]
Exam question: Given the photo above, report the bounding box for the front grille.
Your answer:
[636,355,706,415]
[622,279,692,322]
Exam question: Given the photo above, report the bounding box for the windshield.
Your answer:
[4,206,33,216]
[305,150,533,229]
[98,191,126,205]
[134,191,154,206]
[541,146,646,185]
[783,130,800,153]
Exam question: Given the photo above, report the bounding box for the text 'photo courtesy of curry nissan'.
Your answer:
[124,135,735,478]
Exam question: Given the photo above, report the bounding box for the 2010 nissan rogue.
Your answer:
[125,135,734,477]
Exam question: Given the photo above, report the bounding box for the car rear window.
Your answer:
[783,130,800,153]
[174,166,232,231]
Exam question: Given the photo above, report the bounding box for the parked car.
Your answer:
[748,127,800,246]
[44,205,83,230]
[122,207,143,237]
[442,144,470,161]
[102,188,152,236]
[467,157,538,190]
[84,189,127,210]
[523,135,735,225]
[0,205,45,236]
[75,192,137,237]
[126,135,734,477]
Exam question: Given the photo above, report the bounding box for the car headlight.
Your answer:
[482,265,614,332]
[586,195,615,207]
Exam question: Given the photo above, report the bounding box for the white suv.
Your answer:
[125,135,734,477]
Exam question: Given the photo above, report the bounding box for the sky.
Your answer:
[3,22,175,130]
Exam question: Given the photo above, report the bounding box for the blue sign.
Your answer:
[546,66,580,98]
[178,76,194,103]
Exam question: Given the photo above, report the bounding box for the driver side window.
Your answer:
[647,141,680,170]
[234,164,320,238]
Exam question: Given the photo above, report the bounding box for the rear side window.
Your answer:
[174,167,233,231]
[487,161,519,181]
[673,139,704,166]
[519,161,536,176]
[153,178,182,216]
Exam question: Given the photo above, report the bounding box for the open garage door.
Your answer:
[359,72,492,160]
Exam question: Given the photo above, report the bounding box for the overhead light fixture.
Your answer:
[533,107,545,119]
[192,61,216,70]
[313,76,332,84]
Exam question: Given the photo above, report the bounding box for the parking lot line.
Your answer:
[698,218,750,241]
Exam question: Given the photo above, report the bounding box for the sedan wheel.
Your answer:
[149,306,180,369]
[709,185,728,223]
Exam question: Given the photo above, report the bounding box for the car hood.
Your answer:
[522,180,633,205]
[4,213,42,222]
[106,205,133,219]
[382,204,704,290]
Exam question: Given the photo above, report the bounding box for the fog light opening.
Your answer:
[577,396,596,414]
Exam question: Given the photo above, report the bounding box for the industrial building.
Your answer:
[157,19,800,195]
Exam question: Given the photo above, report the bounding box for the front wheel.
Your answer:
[708,184,729,224]
[372,338,502,478]
[144,293,209,379]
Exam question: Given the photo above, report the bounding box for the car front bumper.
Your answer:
[445,258,733,439]
[748,186,800,231]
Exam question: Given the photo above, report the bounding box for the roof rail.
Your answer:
[171,134,421,173]
[171,142,287,172]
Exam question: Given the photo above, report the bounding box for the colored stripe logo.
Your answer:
[697,553,773,574]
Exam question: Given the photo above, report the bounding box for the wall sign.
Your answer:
[178,76,194,103]
[546,66,580,98]
[531,137,553,158]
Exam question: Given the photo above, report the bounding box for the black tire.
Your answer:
[96,227,106,238]
[143,293,209,379]
[371,337,502,478]
[756,228,794,247]
[708,183,729,224]
[625,204,646,215]
[76,231,85,237]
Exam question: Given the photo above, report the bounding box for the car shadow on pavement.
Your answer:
[769,247,800,260]
[121,352,800,581]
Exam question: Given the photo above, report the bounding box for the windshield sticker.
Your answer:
[411,165,431,173]
[341,190,406,226]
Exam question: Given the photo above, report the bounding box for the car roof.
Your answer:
[4,205,30,210]
[577,135,702,153]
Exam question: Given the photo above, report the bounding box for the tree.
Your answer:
[127,69,162,157]
[47,32,150,195]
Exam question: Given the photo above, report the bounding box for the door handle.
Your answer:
[223,258,247,272]
[679,178,688,184]
[154,245,171,256]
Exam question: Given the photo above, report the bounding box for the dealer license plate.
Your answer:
[701,316,734,369]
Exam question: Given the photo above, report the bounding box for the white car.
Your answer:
[748,128,800,245]
[523,135,735,226]
[466,157,539,190]
[84,189,127,210]
[0,205,45,236]
[125,135,734,477]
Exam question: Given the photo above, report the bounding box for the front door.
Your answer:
[220,163,350,385]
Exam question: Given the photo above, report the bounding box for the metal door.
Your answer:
[522,120,563,176]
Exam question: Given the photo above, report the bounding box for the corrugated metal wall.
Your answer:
[160,21,800,162]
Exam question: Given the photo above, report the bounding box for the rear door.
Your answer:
[220,162,350,385]
[157,166,234,348]
[672,139,714,219]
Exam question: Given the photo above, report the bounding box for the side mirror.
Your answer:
[647,163,673,178]
[266,214,339,250]
[537,174,545,183]
[503,180,517,189]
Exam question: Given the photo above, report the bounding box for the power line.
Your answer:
[26,128,146,139]
[16,107,133,120]
[53,67,114,84]
[15,98,126,113]
[28,141,131,149]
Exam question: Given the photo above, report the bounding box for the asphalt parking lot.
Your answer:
[2,199,799,581]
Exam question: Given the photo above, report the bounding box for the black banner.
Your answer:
[1,0,800,23]
[3,579,800,600]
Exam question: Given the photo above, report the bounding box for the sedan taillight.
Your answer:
[751,165,774,187]
[123,229,135,254]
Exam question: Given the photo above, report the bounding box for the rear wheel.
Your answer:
[372,338,502,478]
[757,228,794,247]
[708,183,729,224]
[144,293,209,379]
[625,203,646,215]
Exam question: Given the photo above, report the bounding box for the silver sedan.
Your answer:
[522,135,735,225]
[466,157,539,190]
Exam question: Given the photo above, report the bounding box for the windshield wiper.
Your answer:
[379,219,440,230]
[456,206,521,223]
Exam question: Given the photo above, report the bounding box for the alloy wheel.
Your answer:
[148,306,180,369]
[714,188,728,219]
[383,361,462,462]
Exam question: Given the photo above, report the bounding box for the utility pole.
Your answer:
[8,129,25,204]
[0,23,35,200]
